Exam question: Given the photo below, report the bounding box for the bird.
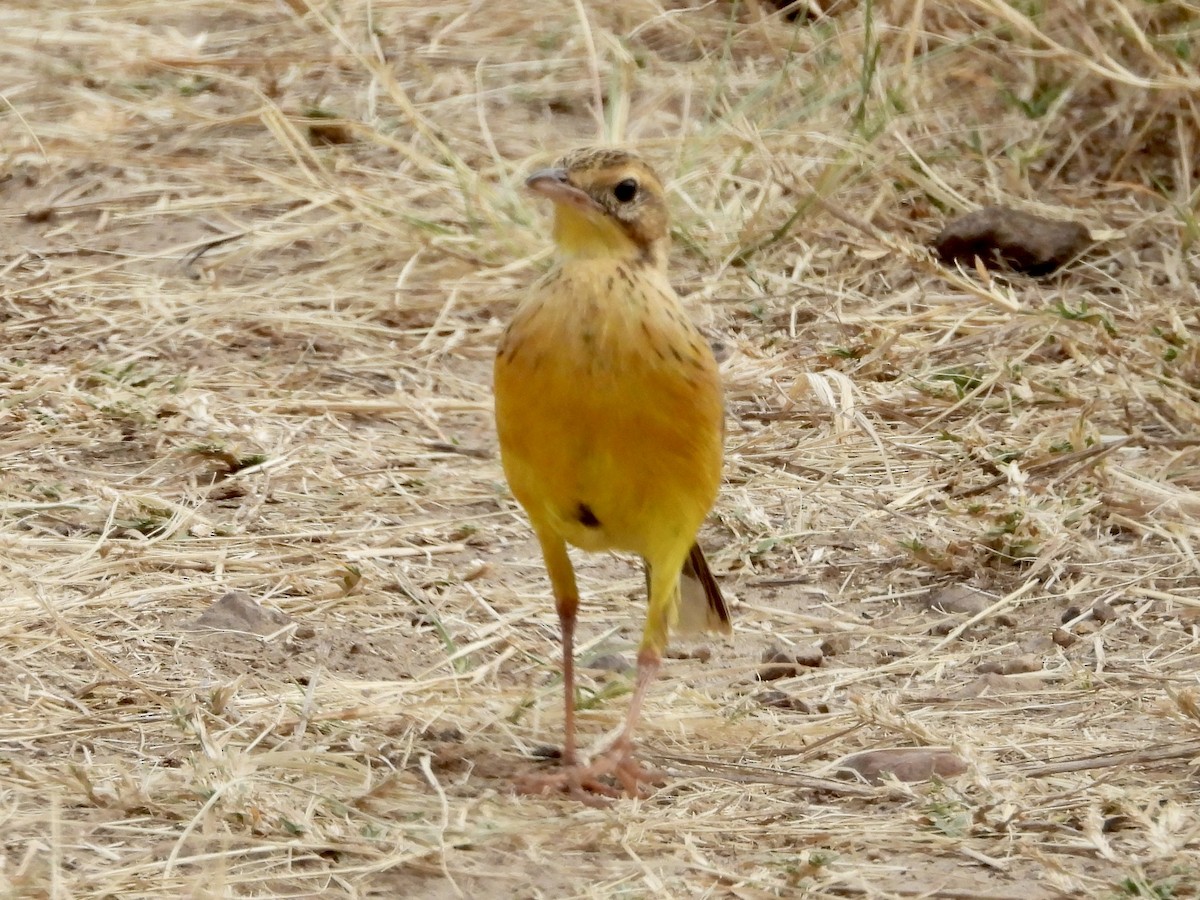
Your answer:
[493,147,730,801]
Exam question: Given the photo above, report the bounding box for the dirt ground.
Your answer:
[3,1,1200,898]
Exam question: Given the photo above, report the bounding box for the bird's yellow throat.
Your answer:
[551,204,640,260]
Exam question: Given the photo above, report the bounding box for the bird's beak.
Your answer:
[525,167,601,216]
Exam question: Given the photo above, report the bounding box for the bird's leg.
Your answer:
[516,541,676,802]
[516,532,622,802]
[592,645,665,796]
[527,644,665,802]
[579,560,677,795]
[557,592,578,767]
[533,529,581,765]
[617,647,661,747]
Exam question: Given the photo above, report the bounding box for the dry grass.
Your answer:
[2,1,1200,897]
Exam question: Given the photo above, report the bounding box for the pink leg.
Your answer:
[558,603,578,767]
[594,646,665,796]
[516,539,676,803]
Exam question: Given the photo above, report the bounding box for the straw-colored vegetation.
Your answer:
[3,1,1199,897]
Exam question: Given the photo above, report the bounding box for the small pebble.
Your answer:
[422,726,463,743]
[976,654,1041,675]
[582,653,632,673]
[819,635,849,656]
[1052,628,1076,648]
[757,644,824,681]
[188,591,295,636]
[1091,599,1117,623]
[666,646,713,663]
[929,618,959,636]
[758,649,797,682]
[308,121,355,145]
[756,689,791,708]
[925,584,991,615]
[840,748,967,784]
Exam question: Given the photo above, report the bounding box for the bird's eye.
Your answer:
[612,179,639,203]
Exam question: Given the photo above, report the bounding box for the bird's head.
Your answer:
[525,148,670,269]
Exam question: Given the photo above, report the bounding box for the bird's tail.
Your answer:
[675,542,733,636]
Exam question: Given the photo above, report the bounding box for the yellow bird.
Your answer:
[494,147,730,800]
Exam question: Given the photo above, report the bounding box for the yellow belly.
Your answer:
[493,262,723,562]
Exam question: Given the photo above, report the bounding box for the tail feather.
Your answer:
[674,542,733,636]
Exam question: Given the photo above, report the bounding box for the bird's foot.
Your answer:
[515,740,665,805]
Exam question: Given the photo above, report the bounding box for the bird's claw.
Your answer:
[516,741,665,804]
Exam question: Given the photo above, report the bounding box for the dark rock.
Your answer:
[757,644,824,681]
[934,205,1091,275]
